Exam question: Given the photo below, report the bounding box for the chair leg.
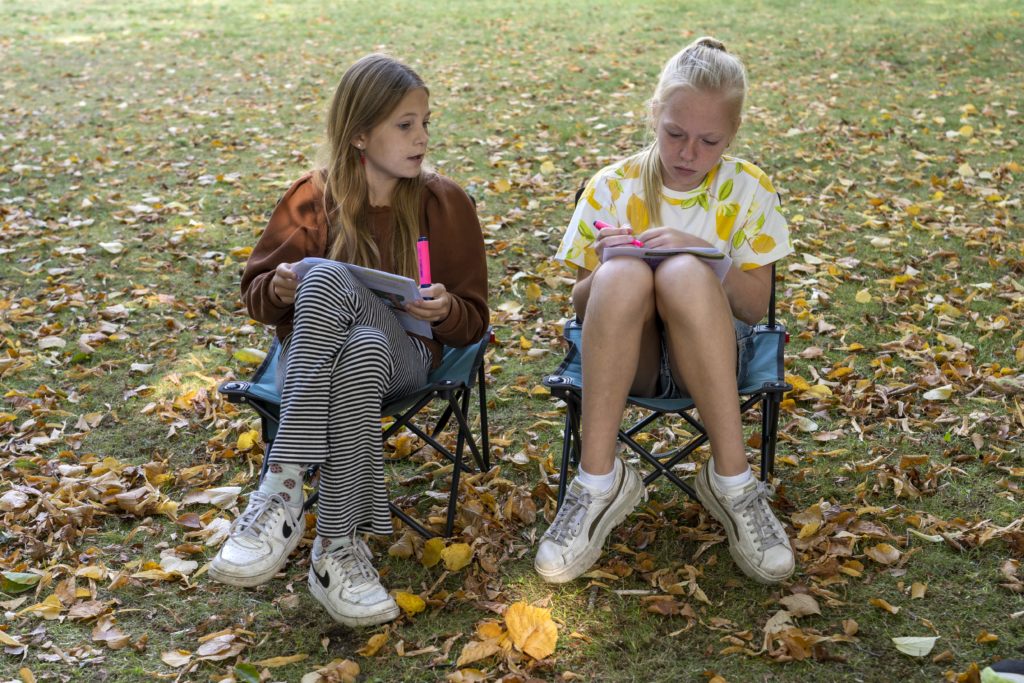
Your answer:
[557,393,583,510]
[477,361,491,471]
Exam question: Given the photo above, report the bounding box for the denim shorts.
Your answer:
[656,319,755,399]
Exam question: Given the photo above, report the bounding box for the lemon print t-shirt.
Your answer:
[554,154,793,273]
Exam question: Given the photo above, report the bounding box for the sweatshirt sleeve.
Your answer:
[241,174,327,326]
[422,176,490,348]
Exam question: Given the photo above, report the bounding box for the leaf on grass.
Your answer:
[892,636,938,657]
[421,537,444,568]
[19,594,62,620]
[441,543,473,571]
[922,385,953,401]
[387,531,416,559]
[504,602,557,660]
[864,543,902,565]
[869,598,900,614]
[455,639,502,667]
[1,571,41,594]
[161,650,192,667]
[253,653,309,667]
[394,591,426,616]
[302,658,359,683]
[0,630,23,647]
[233,663,261,683]
[778,594,821,617]
[236,429,261,451]
[911,582,927,599]
[357,633,388,657]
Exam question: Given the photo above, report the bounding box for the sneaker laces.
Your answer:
[325,538,379,588]
[729,480,788,552]
[229,491,284,547]
[541,484,593,547]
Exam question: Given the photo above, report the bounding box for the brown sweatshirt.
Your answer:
[241,172,489,368]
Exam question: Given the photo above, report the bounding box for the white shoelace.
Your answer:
[325,538,378,587]
[541,485,593,547]
[730,481,787,552]
[230,491,282,544]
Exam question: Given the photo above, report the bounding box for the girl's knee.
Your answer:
[654,255,719,292]
[344,326,390,359]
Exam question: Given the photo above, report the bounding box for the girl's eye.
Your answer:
[399,122,411,130]
[703,139,720,145]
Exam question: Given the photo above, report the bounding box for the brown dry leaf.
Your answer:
[455,639,502,667]
[91,615,131,650]
[864,543,902,565]
[779,593,822,617]
[160,650,192,668]
[504,601,557,660]
[304,658,360,683]
[869,598,900,614]
[253,653,309,667]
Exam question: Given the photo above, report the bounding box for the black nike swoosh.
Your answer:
[282,521,292,539]
[313,566,330,588]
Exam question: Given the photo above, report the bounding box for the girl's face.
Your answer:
[655,88,736,192]
[354,87,430,194]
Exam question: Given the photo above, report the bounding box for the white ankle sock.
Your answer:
[577,460,619,495]
[712,466,753,494]
[259,462,305,510]
[314,534,353,559]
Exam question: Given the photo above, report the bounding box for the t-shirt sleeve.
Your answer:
[728,172,794,270]
[553,172,619,272]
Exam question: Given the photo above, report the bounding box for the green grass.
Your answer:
[2,0,1023,681]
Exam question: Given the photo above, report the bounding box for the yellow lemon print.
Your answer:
[715,203,739,240]
[739,160,775,193]
[585,186,601,210]
[751,234,777,254]
[608,178,622,202]
[626,194,649,231]
[620,160,641,178]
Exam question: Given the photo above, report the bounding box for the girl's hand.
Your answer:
[594,223,639,260]
[405,283,452,324]
[637,226,711,250]
[270,262,300,306]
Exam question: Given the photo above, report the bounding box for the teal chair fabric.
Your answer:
[219,329,492,537]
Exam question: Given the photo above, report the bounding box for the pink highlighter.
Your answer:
[594,220,644,247]
[416,236,433,300]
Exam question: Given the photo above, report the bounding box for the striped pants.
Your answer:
[269,262,431,537]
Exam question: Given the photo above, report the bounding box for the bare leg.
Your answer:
[579,258,660,475]
[654,255,747,476]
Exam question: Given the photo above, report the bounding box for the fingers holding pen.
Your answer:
[405,282,452,323]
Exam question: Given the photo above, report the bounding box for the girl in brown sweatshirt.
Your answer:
[210,54,488,628]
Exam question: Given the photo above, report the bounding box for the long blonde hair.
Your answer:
[633,37,748,226]
[317,54,427,279]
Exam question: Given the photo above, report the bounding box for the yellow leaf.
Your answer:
[493,178,511,193]
[525,282,542,300]
[911,582,927,599]
[233,347,267,365]
[976,631,999,643]
[394,591,425,616]
[539,160,556,175]
[441,543,474,571]
[958,124,974,137]
[356,633,388,657]
[476,621,505,640]
[626,194,649,231]
[855,289,872,304]
[905,204,921,216]
[0,630,22,647]
[519,336,533,350]
[236,429,260,451]
[797,519,821,539]
[869,597,900,614]
[504,602,557,660]
[19,594,63,620]
[864,543,901,565]
[421,538,444,568]
[252,653,309,667]
[456,639,502,667]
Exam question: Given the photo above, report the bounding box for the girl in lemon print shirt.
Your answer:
[536,37,795,586]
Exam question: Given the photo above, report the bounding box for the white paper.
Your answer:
[601,245,732,280]
[293,257,431,338]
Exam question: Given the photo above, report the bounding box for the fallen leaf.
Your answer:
[504,602,557,660]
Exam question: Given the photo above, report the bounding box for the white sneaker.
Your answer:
[209,491,305,587]
[308,537,400,627]
[694,464,794,584]
[534,460,647,584]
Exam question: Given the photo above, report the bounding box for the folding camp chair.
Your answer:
[542,273,790,508]
[218,328,492,538]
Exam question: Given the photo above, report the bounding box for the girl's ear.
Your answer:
[351,134,367,151]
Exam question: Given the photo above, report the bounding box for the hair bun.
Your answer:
[694,36,727,52]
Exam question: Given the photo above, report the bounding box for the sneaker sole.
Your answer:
[308,575,401,627]
[535,466,648,584]
[208,519,306,588]
[694,465,791,585]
